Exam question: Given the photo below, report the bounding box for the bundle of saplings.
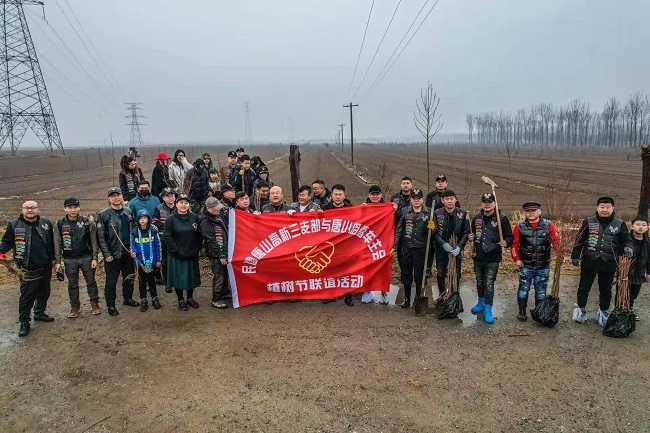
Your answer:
[531,243,563,328]
[438,236,464,319]
[603,256,636,338]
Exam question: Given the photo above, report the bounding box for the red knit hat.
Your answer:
[156,152,170,160]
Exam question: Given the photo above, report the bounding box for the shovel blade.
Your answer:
[414,296,429,316]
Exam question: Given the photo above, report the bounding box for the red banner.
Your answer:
[227,203,395,307]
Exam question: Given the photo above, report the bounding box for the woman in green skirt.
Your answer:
[164,194,203,310]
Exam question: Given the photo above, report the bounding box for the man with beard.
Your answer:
[571,197,633,325]
[0,200,55,337]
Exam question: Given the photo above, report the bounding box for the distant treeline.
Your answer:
[466,91,649,148]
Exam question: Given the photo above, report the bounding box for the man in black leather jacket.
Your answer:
[97,187,138,316]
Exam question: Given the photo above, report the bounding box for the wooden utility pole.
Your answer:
[289,145,301,203]
[343,102,358,166]
[338,123,345,152]
[638,144,650,217]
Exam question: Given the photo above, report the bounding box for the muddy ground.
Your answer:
[0,275,648,433]
[1,144,648,432]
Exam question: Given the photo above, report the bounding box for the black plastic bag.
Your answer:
[530,296,560,328]
[438,291,464,319]
[602,308,636,338]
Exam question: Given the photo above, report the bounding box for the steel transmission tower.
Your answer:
[244,101,252,144]
[0,0,64,155]
[125,102,144,147]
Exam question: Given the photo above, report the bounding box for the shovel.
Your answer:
[414,206,435,316]
[481,175,506,255]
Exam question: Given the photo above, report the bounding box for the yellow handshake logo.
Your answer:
[295,242,335,274]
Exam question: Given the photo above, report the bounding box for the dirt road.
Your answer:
[0,275,648,433]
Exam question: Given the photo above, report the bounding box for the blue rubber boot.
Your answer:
[471,297,485,314]
[484,305,494,324]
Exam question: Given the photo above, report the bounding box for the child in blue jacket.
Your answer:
[131,210,162,311]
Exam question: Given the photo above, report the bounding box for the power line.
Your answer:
[344,0,375,102]
[352,0,402,99]
[61,0,121,89]
[358,0,438,102]
[25,9,121,108]
[54,0,122,94]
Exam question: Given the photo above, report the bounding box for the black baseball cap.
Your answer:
[236,147,245,152]
[369,185,382,194]
[160,187,177,198]
[410,189,424,198]
[63,197,80,207]
[481,193,495,203]
[175,194,190,204]
[221,183,235,192]
[435,175,447,182]
[228,151,237,157]
[441,189,456,198]
[107,187,121,197]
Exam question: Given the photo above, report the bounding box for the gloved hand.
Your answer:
[253,211,261,215]
[572,259,580,267]
[287,209,296,216]
[427,220,435,231]
[451,247,461,257]
[624,247,633,258]
[443,243,453,253]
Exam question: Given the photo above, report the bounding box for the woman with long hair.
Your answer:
[168,149,192,190]
[151,152,172,198]
[202,153,215,171]
[163,194,202,311]
[118,156,145,203]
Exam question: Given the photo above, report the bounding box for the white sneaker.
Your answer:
[597,309,610,327]
[572,305,587,323]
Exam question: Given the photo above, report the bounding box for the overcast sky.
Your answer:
[16,0,650,147]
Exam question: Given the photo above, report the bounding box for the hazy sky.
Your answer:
[15,0,650,147]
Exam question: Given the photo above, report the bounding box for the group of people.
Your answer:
[391,174,644,327]
[0,152,646,337]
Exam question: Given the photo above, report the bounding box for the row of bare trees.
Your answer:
[466,91,649,148]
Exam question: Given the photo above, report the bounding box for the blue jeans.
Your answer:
[517,265,549,301]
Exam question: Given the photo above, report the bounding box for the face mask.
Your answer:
[139,190,151,198]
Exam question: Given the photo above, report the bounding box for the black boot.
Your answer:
[517,298,528,322]
[18,322,30,337]
[400,297,410,308]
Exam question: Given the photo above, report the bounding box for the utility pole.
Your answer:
[0,0,64,155]
[125,103,145,148]
[338,123,345,151]
[343,102,358,165]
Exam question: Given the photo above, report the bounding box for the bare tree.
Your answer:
[104,134,117,181]
[465,114,474,144]
[414,81,443,191]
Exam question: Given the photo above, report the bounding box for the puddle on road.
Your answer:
[0,332,17,352]
[383,282,509,327]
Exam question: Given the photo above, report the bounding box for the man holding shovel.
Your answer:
[468,193,513,324]
[394,189,436,308]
